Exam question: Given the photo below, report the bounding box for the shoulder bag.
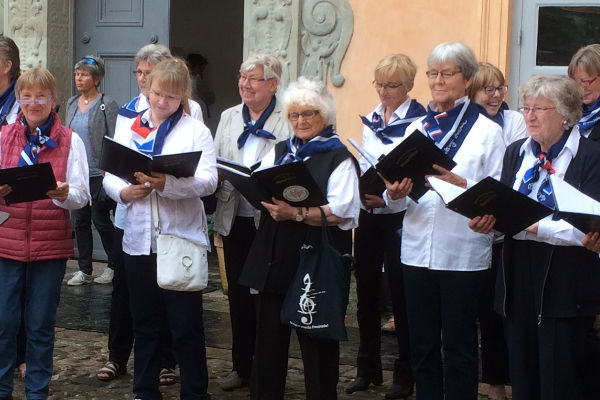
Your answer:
[151,192,208,291]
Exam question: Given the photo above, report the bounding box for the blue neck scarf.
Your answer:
[517,131,570,209]
[132,105,184,156]
[360,99,426,144]
[118,95,148,119]
[577,97,600,135]
[238,96,277,149]
[275,125,345,165]
[18,113,57,166]
[422,100,480,160]
[0,79,17,126]
[480,101,509,128]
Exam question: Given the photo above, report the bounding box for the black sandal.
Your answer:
[97,361,125,381]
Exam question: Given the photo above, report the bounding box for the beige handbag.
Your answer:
[151,193,208,291]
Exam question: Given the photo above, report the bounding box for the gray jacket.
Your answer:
[65,94,119,163]
[213,99,293,236]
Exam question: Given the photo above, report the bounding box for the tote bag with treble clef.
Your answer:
[280,207,351,341]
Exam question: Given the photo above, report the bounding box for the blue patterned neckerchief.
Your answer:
[118,95,148,119]
[275,125,345,165]
[0,79,17,126]
[130,105,184,156]
[360,99,426,144]
[237,96,277,149]
[17,113,57,166]
[480,101,510,128]
[422,99,480,160]
[577,97,600,135]
[517,131,570,209]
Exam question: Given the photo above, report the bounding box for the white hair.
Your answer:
[281,77,336,125]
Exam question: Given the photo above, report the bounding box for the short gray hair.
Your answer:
[519,75,583,128]
[282,77,336,125]
[74,55,105,85]
[134,44,171,66]
[240,53,282,81]
[427,42,479,80]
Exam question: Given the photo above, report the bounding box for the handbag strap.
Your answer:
[151,191,161,234]
[319,206,331,244]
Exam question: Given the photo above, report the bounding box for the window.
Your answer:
[536,7,600,66]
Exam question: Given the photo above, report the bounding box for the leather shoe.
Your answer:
[385,382,414,399]
[219,370,248,391]
[345,376,382,393]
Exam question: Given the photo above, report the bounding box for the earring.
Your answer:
[562,120,569,130]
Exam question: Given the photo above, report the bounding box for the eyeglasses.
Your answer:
[483,85,508,95]
[288,110,319,121]
[19,97,54,105]
[133,70,152,78]
[576,76,598,88]
[238,73,267,85]
[426,69,462,79]
[373,81,403,90]
[150,89,180,102]
[518,106,556,115]
[81,57,97,65]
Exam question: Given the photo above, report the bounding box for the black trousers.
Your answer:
[72,176,116,274]
[504,249,592,400]
[353,210,411,385]
[107,228,133,366]
[124,253,209,400]
[478,242,509,384]
[251,292,339,400]
[403,266,484,400]
[221,216,257,379]
[108,228,176,369]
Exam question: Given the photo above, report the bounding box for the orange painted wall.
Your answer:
[329,0,512,147]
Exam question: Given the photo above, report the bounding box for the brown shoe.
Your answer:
[219,370,248,391]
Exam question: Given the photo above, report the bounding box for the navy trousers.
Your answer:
[124,253,209,400]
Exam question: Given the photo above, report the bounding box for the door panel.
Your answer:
[75,0,169,106]
[74,0,169,261]
[509,0,600,108]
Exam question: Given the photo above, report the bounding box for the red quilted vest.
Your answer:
[0,113,74,261]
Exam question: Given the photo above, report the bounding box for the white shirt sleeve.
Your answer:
[54,132,90,209]
[325,158,360,230]
[161,123,218,199]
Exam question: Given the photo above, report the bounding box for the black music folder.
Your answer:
[0,211,9,226]
[100,136,202,184]
[428,176,553,235]
[349,130,456,201]
[0,162,57,205]
[217,157,327,211]
[551,175,600,234]
[358,167,387,197]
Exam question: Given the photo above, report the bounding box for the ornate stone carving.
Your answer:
[7,0,46,68]
[300,0,353,87]
[244,0,353,88]
[246,0,295,88]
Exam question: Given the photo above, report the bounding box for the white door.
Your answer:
[509,1,600,108]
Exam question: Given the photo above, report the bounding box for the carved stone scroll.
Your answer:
[244,0,353,88]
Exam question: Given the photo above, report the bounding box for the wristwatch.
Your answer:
[295,207,308,222]
[295,207,305,222]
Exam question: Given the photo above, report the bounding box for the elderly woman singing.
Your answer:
[239,77,360,399]
[470,75,600,400]
[385,42,505,400]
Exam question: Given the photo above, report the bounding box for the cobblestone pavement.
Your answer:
[9,260,509,400]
